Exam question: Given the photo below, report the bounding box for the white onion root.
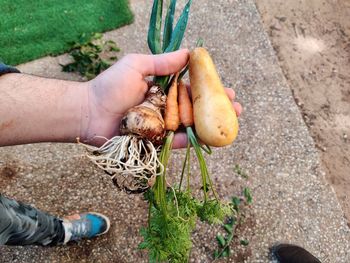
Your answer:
[80,135,163,193]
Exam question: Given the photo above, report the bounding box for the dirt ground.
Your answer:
[255,0,350,222]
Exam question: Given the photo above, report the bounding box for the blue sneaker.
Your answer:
[62,212,110,244]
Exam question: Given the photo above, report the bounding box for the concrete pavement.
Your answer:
[1,0,349,262]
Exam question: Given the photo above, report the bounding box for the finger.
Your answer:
[233,102,243,117]
[224,88,235,101]
[172,132,188,149]
[223,88,242,116]
[136,49,190,77]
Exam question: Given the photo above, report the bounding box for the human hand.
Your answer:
[81,49,242,147]
[81,49,189,145]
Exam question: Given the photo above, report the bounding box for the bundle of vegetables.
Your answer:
[82,0,239,261]
[139,46,239,261]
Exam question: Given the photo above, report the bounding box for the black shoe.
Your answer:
[270,243,321,263]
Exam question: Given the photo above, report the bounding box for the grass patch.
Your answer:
[0,0,133,65]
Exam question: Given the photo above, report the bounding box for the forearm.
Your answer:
[0,73,87,146]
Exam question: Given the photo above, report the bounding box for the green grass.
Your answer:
[0,0,133,65]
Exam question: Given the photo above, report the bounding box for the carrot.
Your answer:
[164,73,180,131]
[189,47,238,147]
[178,80,193,127]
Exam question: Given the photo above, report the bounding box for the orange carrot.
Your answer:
[178,80,193,127]
[164,74,180,131]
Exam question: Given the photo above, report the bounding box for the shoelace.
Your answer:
[69,217,90,240]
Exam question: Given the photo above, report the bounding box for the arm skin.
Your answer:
[0,73,86,146]
[0,49,242,148]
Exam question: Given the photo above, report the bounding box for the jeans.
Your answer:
[0,194,65,246]
[0,62,20,76]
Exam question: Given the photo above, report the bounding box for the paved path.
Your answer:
[1,0,349,262]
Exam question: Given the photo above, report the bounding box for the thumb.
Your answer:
[134,49,190,77]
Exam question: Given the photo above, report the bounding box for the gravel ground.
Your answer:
[1,0,349,262]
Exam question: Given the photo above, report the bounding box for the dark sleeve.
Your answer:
[0,62,20,76]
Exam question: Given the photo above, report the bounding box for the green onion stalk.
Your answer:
[147,0,193,218]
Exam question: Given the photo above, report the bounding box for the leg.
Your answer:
[0,194,64,246]
[0,194,110,246]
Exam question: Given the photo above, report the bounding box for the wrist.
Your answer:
[79,79,120,146]
[52,80,89,144]
[77,80,93,144]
